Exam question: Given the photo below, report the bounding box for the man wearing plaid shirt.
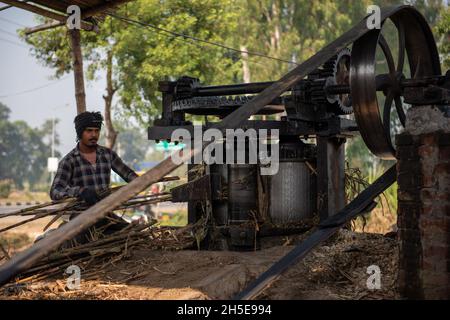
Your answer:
[46,111,138,245]
[50,111,138,203]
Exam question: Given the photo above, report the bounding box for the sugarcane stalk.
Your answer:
[0,198,76,219]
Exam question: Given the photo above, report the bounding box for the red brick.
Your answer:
[397,158,421,173]
[438,132,450,146]
[397,146,420,161]
[436,193,450,203]
[423,246,448,258]
[420,132,439,146]
[397,171,423,190]
[423,287,449,299]
[420,189,437,202]
[437,175,450,193]
[422,175,437,188]
[396,133,414,146]
[435,162,450,176]
[422,259,448,273]
[398,189,420,201]
[418,145,438,160]
[419,221,448,234]
[439,145,450,162]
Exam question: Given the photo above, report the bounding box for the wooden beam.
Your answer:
[69,28,86,114]
[82,0,130,18]
[21,0,131,35]
[23,20,64,35]
[0,4,12,11]
[0,0,95,31]
[29,0,68,13]
[0,0,30,12]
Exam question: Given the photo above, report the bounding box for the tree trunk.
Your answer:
[103,50,118,149]
[240,45,251,84]
[68,29,86,114]
[272,1,281,51]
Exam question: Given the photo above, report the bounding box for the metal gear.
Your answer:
[309,48,353,115]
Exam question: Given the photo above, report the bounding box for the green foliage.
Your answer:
[20,16,113,80]
[113,120,149,165]
[114,0,242,124]
[0,179,13,198]
[159,210,188,227]
[0,102,59,189]
[435,6,450,69]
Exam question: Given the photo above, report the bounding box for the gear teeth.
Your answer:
[171,95,255,111]
[307,48,353,115]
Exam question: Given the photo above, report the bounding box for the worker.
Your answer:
[46,111,138,246]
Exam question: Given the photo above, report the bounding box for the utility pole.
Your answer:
[48,104,68,186]
[69,29,86,114]
[50,116,55,183]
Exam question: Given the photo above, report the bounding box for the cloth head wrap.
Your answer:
[74,111,103,140]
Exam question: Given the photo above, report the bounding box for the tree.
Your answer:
[20,16,120,148]
[98,113,149,166]
[435,6,450,70]
[113,0,242,125]
[21,0,242,143]
[232,0,375,83]
[0,102,59,189]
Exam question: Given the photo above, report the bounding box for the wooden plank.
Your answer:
[29,0,69,12]
[31,0,130,16]
[23,0,131,35]
[0,0,95,31]
[24,20,64,35]
[82,0,130,18]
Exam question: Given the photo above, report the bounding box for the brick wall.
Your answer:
[396,130,450,299]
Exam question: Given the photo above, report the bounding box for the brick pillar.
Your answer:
[396,106,450,299]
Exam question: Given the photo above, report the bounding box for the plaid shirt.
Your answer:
[50,144,138,200]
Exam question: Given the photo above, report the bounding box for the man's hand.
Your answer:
[78,187,99,205]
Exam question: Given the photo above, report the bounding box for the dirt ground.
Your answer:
[0,215,399,300]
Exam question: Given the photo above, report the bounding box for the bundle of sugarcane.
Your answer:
[0,176,179,234]
[2,215,207,286]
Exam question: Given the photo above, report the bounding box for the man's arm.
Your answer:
[111,150,138,183]
[50,157,81,200]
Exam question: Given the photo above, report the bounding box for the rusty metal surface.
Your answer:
[317,136,346,221]
[228,164,257,223]
[350,8,441,159]
[171,175,211,202]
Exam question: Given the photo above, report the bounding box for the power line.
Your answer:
[0,27,18,37]
[0,16,26,28]
[110,14,271,71]
[0,36,27,48]
[0,75,70,98]
[109,13,298,66]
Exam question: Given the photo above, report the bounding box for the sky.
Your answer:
[0,7,106,157]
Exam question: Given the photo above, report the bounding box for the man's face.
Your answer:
[80,127,100,147]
